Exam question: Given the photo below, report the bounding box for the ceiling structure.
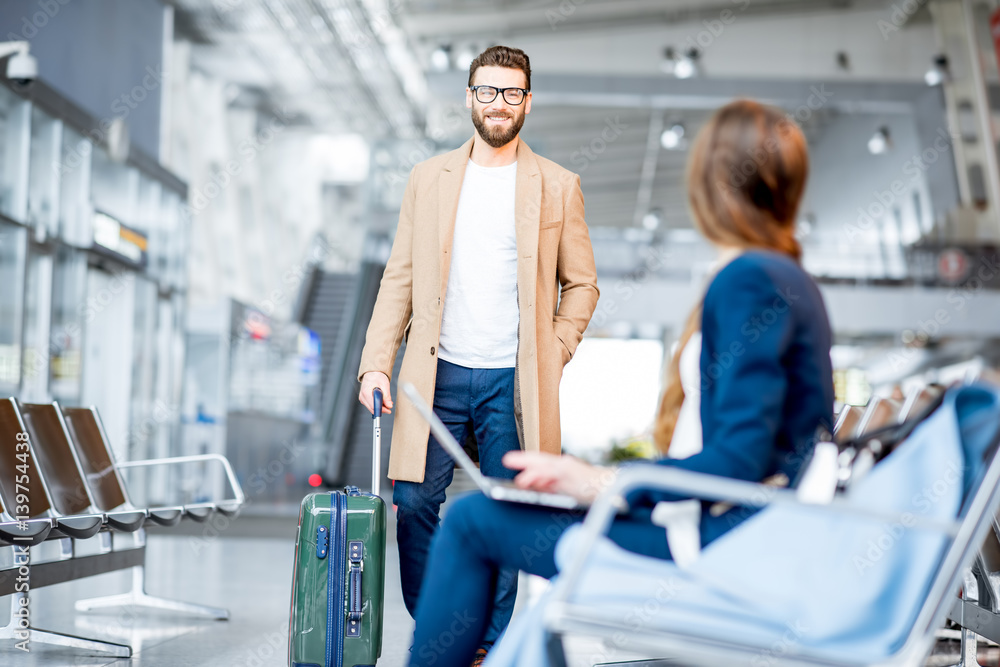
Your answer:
[165,0,946,256]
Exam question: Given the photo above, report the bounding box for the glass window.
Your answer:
[0,221,27,393]
[21,248,53,402]
[135,175,160,234]
[91,145,138,225]
[50,245,87,403]
[0,86,30,222]
[161,189,187,290]
[129,277,158,461]
[137,175,161,278]
[58,126,92,246]
[28,107,61,235]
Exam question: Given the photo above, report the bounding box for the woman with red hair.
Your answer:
[406,99,835,667]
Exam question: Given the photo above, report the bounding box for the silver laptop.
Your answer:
[401,383,582,510]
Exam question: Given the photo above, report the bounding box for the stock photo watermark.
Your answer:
[182,110,294,220]
[569,116,630,173]
[188,437,302,555]
[56,65,167,176]
[877,0,928,40]
[415,610,478,666]
[846,127,957,243]
[853,459,962,574]
[5,0,73,41]
[885,253,1000,372]
[585,578,680,664]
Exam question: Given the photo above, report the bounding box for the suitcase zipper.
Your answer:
[325,492,346,667]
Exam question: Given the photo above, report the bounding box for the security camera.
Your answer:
[7,51,37,85]
[0,42,36,86]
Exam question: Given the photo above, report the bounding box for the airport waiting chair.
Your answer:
[56,404,243,619]
[60,406,183,527]
[898,385,945,423]
[0,400,247,657]
[0,399,55,545]
[484,384,1000,667]
[0,399,139,657]
[854,396,903,437]
[60,405,243,521]
[20,402,146,534]
[833,404,864,443]
[0,399,106,544]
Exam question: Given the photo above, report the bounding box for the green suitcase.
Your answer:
[288,391,387,667]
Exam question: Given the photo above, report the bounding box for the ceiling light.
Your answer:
[642,209,663,231]
[661,47,700,80]
[660,123,686,150]
[674,50,699,79]
[867,127,891,155]
[659,47,678,76]
[430,45,451,72]
[924,54,950,87]
[455,46,476,71]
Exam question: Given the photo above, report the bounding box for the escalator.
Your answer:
[294,244,399,492]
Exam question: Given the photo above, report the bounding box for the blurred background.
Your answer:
[2,1,1000,665]
[0,0,999,509]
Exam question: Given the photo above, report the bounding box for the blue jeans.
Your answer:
[407,493,673,667]
[393,359,521,648]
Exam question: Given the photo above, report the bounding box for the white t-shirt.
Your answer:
[438,159,519,368]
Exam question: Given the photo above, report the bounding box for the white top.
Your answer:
[438,159,519,368]
[653,331,704,568]
[668,332,703,459]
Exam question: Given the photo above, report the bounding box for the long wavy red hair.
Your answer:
[653,100,809,453]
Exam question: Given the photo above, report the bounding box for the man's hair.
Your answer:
[468,46,531,90]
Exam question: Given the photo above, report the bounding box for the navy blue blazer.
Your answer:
[629,250,834,546]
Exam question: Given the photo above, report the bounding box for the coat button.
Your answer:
[430,347,436,356]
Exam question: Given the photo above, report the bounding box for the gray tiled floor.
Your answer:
[0,517,414,667]
[0,496,972,666]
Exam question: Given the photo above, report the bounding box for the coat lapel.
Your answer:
[438,137,474,298]
[514,139,542,311]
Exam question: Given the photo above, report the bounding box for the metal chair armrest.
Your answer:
[115,454,245,506]
[547,465,959,610]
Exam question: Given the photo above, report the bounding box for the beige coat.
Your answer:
[358,137,599,483]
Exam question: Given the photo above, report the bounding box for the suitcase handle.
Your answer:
[372,389,382,497]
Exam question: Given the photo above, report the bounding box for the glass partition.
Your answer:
[0,221,27,393]
[91,145,138,225]
[21,248,53,402]
[58,126,92,246]
[161,189,187,290]
[49,245,87,403]
[28,107,61,235]
[129,276,159,461]
[0,86,30,222]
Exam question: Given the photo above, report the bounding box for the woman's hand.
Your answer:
[502,451,617,505]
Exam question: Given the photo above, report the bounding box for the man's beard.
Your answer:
[471,107,525,148]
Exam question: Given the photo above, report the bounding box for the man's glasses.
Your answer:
[470,86,529,105]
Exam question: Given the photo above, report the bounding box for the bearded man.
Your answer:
[357,45,599,665]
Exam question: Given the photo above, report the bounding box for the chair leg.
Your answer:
[0,592,131,658]
[74,565,229,620]
[544,631,570,667]
[949,627,985,667]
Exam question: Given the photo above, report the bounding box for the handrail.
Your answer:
[116,454,245,507]
[546,464,961,614]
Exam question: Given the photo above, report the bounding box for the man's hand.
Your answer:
[502,451,617,504]
[359,371,393,415]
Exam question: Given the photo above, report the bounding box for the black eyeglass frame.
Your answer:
[469,85,530,105]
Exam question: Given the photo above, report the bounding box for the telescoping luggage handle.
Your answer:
[372,388,383,497]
